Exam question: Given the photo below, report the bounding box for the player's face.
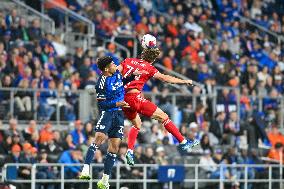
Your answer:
[105,62,117,74]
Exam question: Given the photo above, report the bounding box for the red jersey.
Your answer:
[121,58,159,91]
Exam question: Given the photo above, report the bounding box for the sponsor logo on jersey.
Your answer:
[112,81,123,90]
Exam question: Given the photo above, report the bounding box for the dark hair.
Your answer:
[141,48,160,63]
[97,56,113,71]
[196,103,205,112]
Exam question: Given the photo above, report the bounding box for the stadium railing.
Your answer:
[2,163,283,189]
[41,0,95,51]
[10,0,55,34]
[0,86,283,128]
[237,15,284,46]
[0,87,96,126]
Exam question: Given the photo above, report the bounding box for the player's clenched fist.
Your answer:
[116,101,129,107]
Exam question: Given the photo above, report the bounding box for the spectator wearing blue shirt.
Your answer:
[39,80,57,120]
[78,57,91,82]
[70,120,87,146]
[58,149,82,179]
[274,75,284,93]
[263,88,279,111]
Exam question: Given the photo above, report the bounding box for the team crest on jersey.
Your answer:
[112,81,123,90]
[99,125,105,130]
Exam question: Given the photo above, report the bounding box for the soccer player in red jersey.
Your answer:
[118,47,200,165]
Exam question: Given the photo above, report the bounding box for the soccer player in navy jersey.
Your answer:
[79,56,138,189]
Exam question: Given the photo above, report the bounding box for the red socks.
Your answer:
[162,118,185,143]
[127,126,140,150]
[127,118,184,150]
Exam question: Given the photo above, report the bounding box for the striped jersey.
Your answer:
[96,70,130,111]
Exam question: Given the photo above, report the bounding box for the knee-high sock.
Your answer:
[162,118,185,143]
[127,126,140,150]
[104,152,117,175]
[84,143,98,165]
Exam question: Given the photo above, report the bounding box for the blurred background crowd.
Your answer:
[0,0,284,188]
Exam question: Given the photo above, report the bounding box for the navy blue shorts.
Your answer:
[95,110,124,139]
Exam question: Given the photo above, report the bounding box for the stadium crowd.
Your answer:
[0,0,284,188]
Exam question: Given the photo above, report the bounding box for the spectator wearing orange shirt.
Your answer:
[268,142,284,162]
[45,0,67,27]
[135,17,149,34]
[267,126,284,147]
[39,123,53,144]
[163,57,173,70]
[166,17,179,37]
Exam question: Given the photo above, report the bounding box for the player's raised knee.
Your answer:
[94,132,106,144]
[158,112,169,122]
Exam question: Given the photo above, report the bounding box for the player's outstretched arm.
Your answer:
[153,72,193,85]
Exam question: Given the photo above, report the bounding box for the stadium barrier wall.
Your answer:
[0,87,284,129]
[2,163,283,189]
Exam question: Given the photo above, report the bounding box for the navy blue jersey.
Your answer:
[96,70,134,111]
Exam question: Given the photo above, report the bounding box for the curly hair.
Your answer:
[141,48,160,63]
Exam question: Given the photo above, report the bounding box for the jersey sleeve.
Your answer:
[148,65,159,77]
[95,77,106,99]
[95,78,117,109]
[95,87,106,99]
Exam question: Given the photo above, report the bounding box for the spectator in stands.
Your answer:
[14,79,32,114]
[105,43,120,66]
[52,130,63,147]
[209,112,226,144]
[36,149,56,189]
[70,120,86,146]
[29,132,40,150]
[22,120,38,142]
[267,125,284,147]
[18,143,33,179]
[263,88,280,111]
[62,134,76,151]
[44,0,67,27]
[83,122,94,138]
[149,124,164,144]
[140,146,155,164]
[115,143,132,178]
[5,144,21,180]
[28,18,42,41]
[268,142,284,162]
[91,149,104,178]
[200,134,213,153]
[12,133,22,150]
[5,9,19,28]
[224,111,243,147]
[78,57,91,82]
[237,149,255,189]
[188,122,203,143]
[39,80,57,120]
[212,148,223,164]
[155,146,168,165]
[4,118,24,142]
[199,149,218,178]
[12,17,29,41]
[58,147,83,179]
[0,134,12,155]
[188,103,207,129]
[0,75,12,115]
[39,123,53,145]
